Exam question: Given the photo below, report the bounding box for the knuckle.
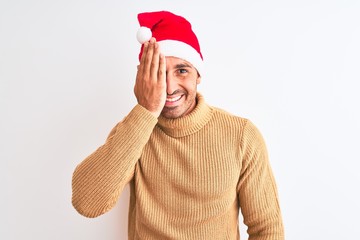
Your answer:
[158,69,164,75]
[150,61,156,68]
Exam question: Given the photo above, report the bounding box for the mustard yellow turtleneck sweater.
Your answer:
[72,94,284,240]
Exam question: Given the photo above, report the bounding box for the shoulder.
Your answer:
[210,106,248,128]
[209,106,264,142]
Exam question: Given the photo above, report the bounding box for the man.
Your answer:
[72,10,284,240]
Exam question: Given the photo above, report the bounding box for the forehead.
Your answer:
[165,56,194,68]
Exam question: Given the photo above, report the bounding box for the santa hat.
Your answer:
[136,11,203,76]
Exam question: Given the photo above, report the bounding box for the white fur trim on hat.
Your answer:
[158,40,203,76]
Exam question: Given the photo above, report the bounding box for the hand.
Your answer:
[134,38,166,118]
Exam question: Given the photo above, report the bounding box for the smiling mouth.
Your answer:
[166,95,182,102]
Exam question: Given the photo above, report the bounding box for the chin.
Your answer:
[161,105,188,119]
[161,110,183,119]
[161,98,196,119]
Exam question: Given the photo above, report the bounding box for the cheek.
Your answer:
[184,84,198,99]
[184,76,199,89]
[183,81,197,91]
[178,75,199,93]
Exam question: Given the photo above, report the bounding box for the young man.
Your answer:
[72,11,284,240]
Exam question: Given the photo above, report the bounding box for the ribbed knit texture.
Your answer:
[72,94,284,240]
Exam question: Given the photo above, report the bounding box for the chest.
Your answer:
[138,129,242,199]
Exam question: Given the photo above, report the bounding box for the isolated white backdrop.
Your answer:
[1,0,360,239]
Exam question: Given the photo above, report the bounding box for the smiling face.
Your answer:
[161,56,201,119]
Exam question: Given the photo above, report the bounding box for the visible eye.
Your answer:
[178,69,188,74]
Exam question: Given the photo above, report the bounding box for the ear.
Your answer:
[196,75,201,84]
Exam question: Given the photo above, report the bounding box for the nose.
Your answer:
[166,73,178,95]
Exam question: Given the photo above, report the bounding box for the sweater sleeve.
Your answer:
[237,120,284,240]
[72,104,158,218]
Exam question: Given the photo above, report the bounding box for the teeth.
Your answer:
[166,95,182,102]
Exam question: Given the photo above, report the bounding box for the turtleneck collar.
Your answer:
[157,93,213,138]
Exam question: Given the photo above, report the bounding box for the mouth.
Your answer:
[165,94,184,106]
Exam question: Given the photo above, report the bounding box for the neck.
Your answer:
[157,93,213,138]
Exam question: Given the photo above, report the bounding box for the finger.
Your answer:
[158,53,166,83]
[139,42,148,70]
[144,38,156,78]
[150,41,160,80]
[137,42,149,80]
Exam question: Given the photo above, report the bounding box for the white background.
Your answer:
[1,0,360,239]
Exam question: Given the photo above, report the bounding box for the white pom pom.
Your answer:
[136,27,152,44]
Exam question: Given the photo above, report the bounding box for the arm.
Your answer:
[237,120,284,240]
[71,106,157,218]
[72,38,166,218]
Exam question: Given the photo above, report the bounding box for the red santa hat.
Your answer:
[136,11,203,76]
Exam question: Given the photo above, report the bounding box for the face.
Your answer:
[161,57,201,119]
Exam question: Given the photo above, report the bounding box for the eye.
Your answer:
[178,69,188,74]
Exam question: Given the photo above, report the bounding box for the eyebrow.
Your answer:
[175,63,193,69]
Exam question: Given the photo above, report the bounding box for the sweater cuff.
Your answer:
[120,104,159,135]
